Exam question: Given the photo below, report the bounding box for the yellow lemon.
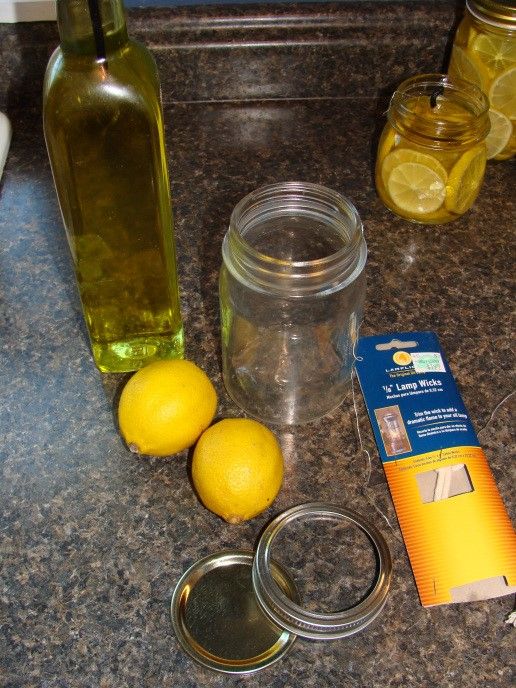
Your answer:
[445,145,486,215]
[381,148,447,189]
[377,127,399,163]
[386,161,447,215]
[471,33,516,75]
[455,19,479,49]
[448,45,487,91]
[192,418,284,523]
[485,109,513,159]
[489,67,516,119]
[493,122,516,160]
[118,359,217,456]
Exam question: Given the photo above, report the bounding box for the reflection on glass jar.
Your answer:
[219,182,367,425]
[375,74,490,224]
[448,0,516,161]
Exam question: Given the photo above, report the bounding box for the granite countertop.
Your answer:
[1,2,515,686]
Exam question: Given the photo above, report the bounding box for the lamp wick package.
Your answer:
[355,331,516,607]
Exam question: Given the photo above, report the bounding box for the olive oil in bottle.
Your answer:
[43,0,184,372]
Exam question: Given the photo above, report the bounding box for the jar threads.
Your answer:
[223,182,366,296]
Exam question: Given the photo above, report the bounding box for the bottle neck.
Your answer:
[57,0,128,57]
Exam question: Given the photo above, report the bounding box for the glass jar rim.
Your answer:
[252,502,393,640]
[388,73,490,148]
[223,182,367,297]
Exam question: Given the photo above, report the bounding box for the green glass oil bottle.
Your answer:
[43,0,184,372]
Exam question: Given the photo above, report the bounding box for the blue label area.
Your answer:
[355,331,479,463]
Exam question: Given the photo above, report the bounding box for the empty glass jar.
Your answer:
[219,182,367,425]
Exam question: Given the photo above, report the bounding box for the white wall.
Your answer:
[0,0,56,22]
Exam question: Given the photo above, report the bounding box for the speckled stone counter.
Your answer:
[1,2,515,686]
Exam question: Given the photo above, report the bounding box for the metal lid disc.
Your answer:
[171,550,299,674]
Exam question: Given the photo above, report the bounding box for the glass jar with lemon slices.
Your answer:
[375,74,490,224]
[449,1,516,160]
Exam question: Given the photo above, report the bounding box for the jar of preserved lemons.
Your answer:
[375,74,490,224]
[449,0,516,160]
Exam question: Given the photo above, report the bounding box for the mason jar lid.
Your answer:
[253,503,392,640]
[171,503,392,673]
[467,0,516,27]
[171,550,299,674]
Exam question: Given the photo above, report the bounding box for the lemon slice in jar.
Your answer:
[485,109,513,159]
[489,67,516,119]
[445,145,486,215]
[499,124,516,160]
[454,19,479,49]
[377,127,399,161]
[448,45,486,90]
[471,34,516,75]
[381,148,447,188]
[387,161,447,215]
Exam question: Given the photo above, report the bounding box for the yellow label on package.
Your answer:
[355,331,516,607]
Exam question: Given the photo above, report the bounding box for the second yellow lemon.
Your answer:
[192,418,284,523]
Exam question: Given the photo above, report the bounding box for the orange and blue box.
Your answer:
[355,331,516,607]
